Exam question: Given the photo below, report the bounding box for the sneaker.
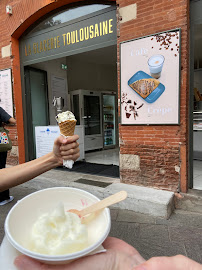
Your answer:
[0,196,14,206]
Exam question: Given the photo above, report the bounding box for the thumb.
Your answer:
[54,135,68,146]
[14,255,43,270]
[134,255,202,270]
[14,255,68,270]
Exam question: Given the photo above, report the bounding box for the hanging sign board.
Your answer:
[20,7,117,66]
[0,69,14,117]
[120,29,181,125]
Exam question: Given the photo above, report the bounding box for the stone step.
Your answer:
[104,183,174,219]
[22,173,175,219]
[70,181,175,219]
[175,190,202,214]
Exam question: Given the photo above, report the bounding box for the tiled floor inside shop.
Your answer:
[193,160,202,190]
[85,147,119,166]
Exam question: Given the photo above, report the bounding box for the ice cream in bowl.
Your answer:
[4,187,111,264]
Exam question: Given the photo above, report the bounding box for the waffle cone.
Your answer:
[58,120,77,136]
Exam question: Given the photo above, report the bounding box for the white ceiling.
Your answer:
[31,45,117,67]
[67,45,117,66]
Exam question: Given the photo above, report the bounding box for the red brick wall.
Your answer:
[0,2,18,165]
[117,0,189,192]
[0,0,86,165]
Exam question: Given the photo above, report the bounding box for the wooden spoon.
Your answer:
[68,190,127,218]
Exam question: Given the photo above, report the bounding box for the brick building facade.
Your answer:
[0,0,190,193]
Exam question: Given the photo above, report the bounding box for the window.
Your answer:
[29,4,111,34]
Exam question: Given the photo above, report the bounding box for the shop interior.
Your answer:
[192,4,202,190]
[27,44,120,173]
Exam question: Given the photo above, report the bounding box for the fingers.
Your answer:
[14,252,116,270]
[60,142,80,161]
[103,237,140,256]
[55,135,80,161]
[60,140,79,151]
[15,255,72,270]
[14,255,43,270]
[55,135,79,146]
[61,135,79,144]
[103,237,145,266]
[14,250,142,270]
[134,255,202,270]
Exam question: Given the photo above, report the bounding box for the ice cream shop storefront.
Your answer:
[0,0,195,193]
[19,4,119,170]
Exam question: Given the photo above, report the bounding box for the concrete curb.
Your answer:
[70,181,175,219]
[26,173,175,219]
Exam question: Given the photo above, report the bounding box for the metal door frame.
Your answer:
[24,66,49,160]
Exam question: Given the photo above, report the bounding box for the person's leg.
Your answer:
[0,151,13,205]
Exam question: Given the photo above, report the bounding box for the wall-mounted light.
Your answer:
[6,5,12,15]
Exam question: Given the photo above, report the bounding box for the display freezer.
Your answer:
[71,89,103,151]
[102,94,116,149]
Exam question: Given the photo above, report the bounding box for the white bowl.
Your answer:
[5,187,111,264]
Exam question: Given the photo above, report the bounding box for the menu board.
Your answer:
[0,69,13,117]
[35,126,60,158]
[35,125,84,160]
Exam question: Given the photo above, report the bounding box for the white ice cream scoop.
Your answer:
[55,111,76,123]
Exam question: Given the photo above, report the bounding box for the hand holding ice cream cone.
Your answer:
[56,111,77,168]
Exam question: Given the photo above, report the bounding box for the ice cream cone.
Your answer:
[59,119,77,137]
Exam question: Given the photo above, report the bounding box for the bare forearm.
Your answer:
[8,117,16,125]
[0,152,59,192]
[0,135,80,192]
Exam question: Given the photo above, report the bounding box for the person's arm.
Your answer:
[8,117,16,125]
[0,135,80,192]
[0,107,15,126]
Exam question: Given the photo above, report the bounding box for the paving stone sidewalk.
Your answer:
[1,169,202,264]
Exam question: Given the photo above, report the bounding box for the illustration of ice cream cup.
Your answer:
[148,54,165,79]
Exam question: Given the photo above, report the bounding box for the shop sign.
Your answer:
[0,69,14,117]
[61,64,67,70]
[120,29,181,125]
[20,8,116,65]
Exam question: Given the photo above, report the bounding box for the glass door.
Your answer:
[24,67,49,160]
[103,94,116,148]
[72,94,80,125]
[84,95,101,135]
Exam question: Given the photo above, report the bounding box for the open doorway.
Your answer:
[28,45,119,173]
[191,0,202,190]
[20,4,119,177]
